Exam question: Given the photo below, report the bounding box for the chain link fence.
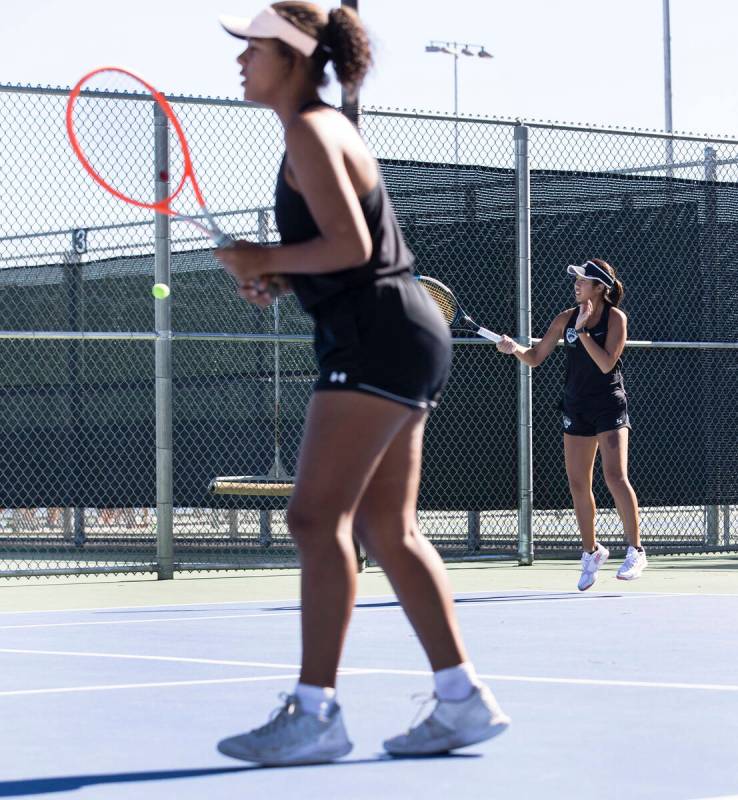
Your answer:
[1,84,736,577]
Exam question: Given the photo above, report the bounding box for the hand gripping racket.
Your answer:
[66,66,232,247]
[416,275,501,342]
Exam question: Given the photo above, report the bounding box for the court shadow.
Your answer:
[451,593,620,603]
[272,593,623,612]
[93,592,627,619]
[659,562,738,572]
[0,768,247,797]
[0,754,480,796]
[217,751,482,768]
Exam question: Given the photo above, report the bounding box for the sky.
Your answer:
[2,0,738,138]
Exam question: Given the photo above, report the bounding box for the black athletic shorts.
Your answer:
[310,274,452,410]
[561,398,631,437]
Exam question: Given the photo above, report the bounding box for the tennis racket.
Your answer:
[416,275,501,342]
[66,66,232,247]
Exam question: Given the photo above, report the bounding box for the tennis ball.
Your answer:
[151,283,170,300]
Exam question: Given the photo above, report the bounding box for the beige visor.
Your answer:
[219,7,319,57]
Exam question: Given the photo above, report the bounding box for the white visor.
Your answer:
[219,7,319,57]
[566,261,614,288]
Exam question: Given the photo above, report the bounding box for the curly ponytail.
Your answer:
[323,7,372,97]
[271,2,372,95]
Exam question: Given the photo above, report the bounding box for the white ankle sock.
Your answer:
[294,682,337,717]
[433,662,481,702]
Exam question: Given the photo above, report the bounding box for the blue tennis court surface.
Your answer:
[1,587,737,799]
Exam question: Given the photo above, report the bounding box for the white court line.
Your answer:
[688,796,738,800]
[0,673,301,698]
[1,649,737,697]
[2,586,735,618]
[338,667,738,693]
[0,588,554,617]
[0,609,302,631]
[0,648,300,670]
[0,593,379,617]
[0,592,691,631]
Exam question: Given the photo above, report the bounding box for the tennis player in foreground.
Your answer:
[496,259,647,590]
[214,2,510,766]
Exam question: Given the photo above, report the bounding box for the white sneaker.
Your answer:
[577,543,609,591]
[617,545,648,580]
[217,694,353,766]
[383,685,510,756]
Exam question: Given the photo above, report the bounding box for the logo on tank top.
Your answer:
[565,327,578,345]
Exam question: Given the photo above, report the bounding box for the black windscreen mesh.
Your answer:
[1,160,736,509]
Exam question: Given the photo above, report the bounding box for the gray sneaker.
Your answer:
[218,694,353,766]
[383,685,510,756]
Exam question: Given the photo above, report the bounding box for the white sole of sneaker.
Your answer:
[218,738,353,766]
[385,716,511,756]
[259,741,354,766]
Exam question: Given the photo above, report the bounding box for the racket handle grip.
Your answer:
[477,326,501,343]
[212,232,234,248]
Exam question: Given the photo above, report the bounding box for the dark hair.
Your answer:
[271,2,372,97]
[589,258,624,307]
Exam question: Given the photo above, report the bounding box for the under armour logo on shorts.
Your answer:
[329,371,347,383]
[563,415,572,429]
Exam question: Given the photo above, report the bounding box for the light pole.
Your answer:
[662,0,674,173]
[341,0,359,127]
[425,40,493,163]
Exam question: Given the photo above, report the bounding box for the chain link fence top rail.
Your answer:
[0,85,736,576]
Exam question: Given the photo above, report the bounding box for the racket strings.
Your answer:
[68,69,186,208]
[418,279,457,325]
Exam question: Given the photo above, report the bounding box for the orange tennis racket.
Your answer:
[66,66,232,247]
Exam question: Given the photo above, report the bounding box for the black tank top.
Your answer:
[563,305,626,410]
[274,101,414,312]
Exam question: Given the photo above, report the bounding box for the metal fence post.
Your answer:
[705,505,720,547]
[62,249,86,547]
[467,511,481,552]
[723,505,732,547]
[257,208,275,548]
[154,102,174,579]
[703,145,720,548]
[515,124,533,565]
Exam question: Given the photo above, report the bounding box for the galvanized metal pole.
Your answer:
[453,51,459,165]
[703,145,719,548]
[663,0,674,174]
[723,505,731,547]
[259,208,274,548]
[515,125,533,565]
[62,249,86,547]
[341,0,359,128]
[154,102,174,579]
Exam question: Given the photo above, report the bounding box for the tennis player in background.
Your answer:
[214,2,510,765]
[497,259,647,590]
